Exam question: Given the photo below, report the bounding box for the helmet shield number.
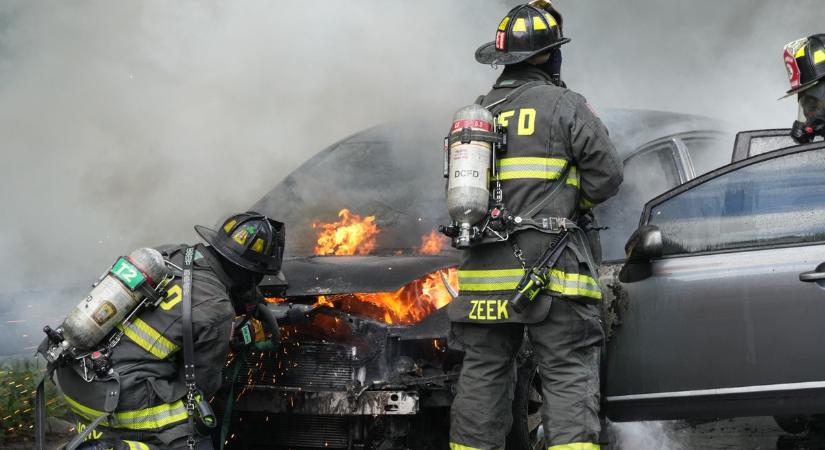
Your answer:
[786,49,802,89]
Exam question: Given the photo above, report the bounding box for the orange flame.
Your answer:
[312,209,380,256]
[417,230,447,255]
[309,268,457,325]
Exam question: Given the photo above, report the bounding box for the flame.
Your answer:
[417,230,447,255]
[312,209,379,256]
[309,268,458,325]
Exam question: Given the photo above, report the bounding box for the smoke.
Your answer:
[0,0,818,444]
[0,1,503,292]
[611,421,685,450]
[559,0,822,130]
[0,2,821,296]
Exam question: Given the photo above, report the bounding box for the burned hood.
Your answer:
[260,254,459,297]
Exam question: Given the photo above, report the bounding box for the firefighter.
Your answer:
[783,34,825,144]
[447,2,623,450]
[51,212,285,450]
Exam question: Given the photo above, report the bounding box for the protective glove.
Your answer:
[791,120,814,144]
[230,302,281,352]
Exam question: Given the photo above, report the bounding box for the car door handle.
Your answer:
[800,270,825,282]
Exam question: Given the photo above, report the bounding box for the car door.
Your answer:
[605,143,825,422]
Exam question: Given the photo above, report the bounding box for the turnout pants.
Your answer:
[449,299,604,450]
[69,414,213,450]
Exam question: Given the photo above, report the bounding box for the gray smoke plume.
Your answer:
[1,0,818,294]
[0,1,503,293]
[560,0,821,130]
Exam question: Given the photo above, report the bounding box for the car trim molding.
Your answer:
[607,381,825,402]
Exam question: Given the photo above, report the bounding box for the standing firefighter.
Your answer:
[783,34,825,144]
[35,212,285,450]
[442,2,622,449]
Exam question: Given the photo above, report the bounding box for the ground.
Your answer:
[612,417,787,449]
[23,417,793,450]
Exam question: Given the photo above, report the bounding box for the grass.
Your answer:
[0,356,69,444]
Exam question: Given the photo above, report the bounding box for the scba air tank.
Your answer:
[447,104,494,248]
[45,248,169,362]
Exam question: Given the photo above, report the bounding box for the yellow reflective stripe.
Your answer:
[64,392,188,431]
[450,443,489,450]
[498,16,510,31]
[796,46,807,59]
[63,394,108,423]
[533,16,547,30]
[815,49,825,65]
[547,270,602,300]
[544,13,558,28]
[566,166,580,187]
[125,441,150,450]
[497,157,568,181]
[459,268,525,277]
[117,318,179,360]
[512,18,527,32]
[548,443,600,450]
[459,268,524,291]
[499,171,560,180]
[497,157,566,167]
[579,197,596,209]
[113,401,188,430]
[460,281,520,291]
[459,268,601,298]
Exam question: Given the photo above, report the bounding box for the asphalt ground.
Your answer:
[612,417,787,449]
[3,417,796,450]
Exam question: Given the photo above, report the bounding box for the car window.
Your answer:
[682,136,730,176]
[597,142,681,261]
[648,148,825,256]
[747,135,798,158]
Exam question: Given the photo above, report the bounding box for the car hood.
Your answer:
[260,254,460,297]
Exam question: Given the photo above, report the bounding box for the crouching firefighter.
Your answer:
[782,34,825,144]
[34,212,285,450]
[440,2,623,449]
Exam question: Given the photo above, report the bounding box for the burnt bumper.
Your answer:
[234,389,419,415]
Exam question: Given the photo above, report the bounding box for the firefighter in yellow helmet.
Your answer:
[37,212,284,450]
[446,2,623,450]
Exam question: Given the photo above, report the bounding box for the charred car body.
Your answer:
[218,109,744,449]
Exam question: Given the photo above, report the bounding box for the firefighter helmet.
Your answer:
[783,34,825,98]
[475,3,570,66]
[195,212,285,275]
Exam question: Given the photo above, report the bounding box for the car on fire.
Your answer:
[216,108,756,449]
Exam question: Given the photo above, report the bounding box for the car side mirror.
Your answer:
[619,225,663,283]
[624,225,663,263]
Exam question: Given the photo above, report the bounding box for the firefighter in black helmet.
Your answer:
[783,34,825,144]
[53,212,285,450]
[447,2,622,450]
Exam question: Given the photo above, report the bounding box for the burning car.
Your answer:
[217,110,732,449]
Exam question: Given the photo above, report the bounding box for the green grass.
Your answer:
[0,356,68,443]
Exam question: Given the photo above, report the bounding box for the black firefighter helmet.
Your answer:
[475,2,570,66]
[195,212,285,275]
[783,34,825,98]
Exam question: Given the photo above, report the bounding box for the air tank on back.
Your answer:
[44,247,169,363]
[446,104,494,248]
